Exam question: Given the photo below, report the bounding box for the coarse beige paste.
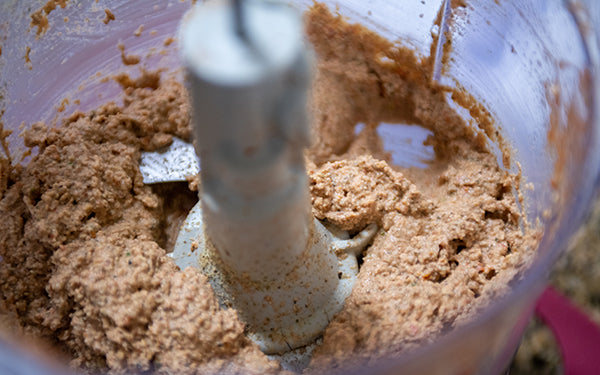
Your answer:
[0,4,539,375]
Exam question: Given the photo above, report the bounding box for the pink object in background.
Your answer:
[535,287,600,375]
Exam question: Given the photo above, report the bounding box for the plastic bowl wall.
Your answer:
[0,0,598,374]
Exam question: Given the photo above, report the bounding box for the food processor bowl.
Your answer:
[0,0,598,374]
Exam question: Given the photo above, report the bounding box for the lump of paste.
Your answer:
[309,155,431,233]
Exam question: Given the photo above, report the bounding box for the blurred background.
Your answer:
[511,197,600,374]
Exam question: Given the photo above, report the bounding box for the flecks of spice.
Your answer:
[150,30,157,36]
[24,46,33,70]
[56,98,69,113]
[30,0,69,36]
[134,25,144,37]
[163,37,175,47]
[117,43,141,66]
[103,8,115,25]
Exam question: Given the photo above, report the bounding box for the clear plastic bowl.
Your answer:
[0,0,598,374]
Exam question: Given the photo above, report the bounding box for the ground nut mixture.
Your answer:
[0,4,539,374]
